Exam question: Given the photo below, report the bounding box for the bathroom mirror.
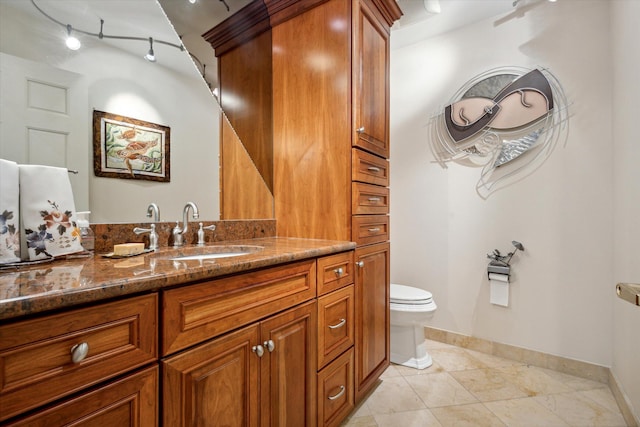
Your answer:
[0,0,273,223]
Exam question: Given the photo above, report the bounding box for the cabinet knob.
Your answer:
[328,318,346,329]
[70,342,89,364]
[328,385,346,401]
[334,267,344,276]
[367,166,381,173]
[356,261,364,268]
[252,345,265,357]
[356,127,365,134]
[263,339,275,353]
[367,197,381,203]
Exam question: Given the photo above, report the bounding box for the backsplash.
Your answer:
[92,220,276,253]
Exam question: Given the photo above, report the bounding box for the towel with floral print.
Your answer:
[19,165,84,260]
[0,159,20,264]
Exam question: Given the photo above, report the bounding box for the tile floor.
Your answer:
[342,339,629,427]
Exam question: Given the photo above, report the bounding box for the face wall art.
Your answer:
[429,67,569,197]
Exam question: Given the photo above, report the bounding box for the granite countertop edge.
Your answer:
[0,237,356,321]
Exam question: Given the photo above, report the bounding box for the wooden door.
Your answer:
[260,301,318,427]
[354,242,390,401]
[352,0,391,158]
[162,324,260,427]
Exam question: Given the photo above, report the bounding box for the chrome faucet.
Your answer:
[146,203,160,222]
[172,202,200,247]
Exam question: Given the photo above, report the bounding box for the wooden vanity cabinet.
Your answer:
[163,301,317,427]
[161,260,321,427]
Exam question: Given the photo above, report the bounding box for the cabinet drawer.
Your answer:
[352,182,389,215]
[0,294,158,422]
[352,215,389,246]
[6,366,158,427]
[317,251,354,296]
[317,348,354,427]
[352,148,389,186]
[318,285,354,369]
[162,259,317,356]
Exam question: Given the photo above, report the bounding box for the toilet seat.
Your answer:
[391,283,433,305]
[390,284,437,312]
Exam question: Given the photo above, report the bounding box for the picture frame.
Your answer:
[93,110,170,182]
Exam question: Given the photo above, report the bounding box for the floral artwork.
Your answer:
[0,210,20,260]
[24,200,79,258]
[93,110,170,182]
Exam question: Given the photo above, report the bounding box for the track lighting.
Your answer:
[32,0,183,63]
[65,24,81,50]
[144,37,156,62]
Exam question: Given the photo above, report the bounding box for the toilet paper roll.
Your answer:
[489,273,510,307]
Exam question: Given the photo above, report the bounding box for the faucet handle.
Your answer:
[173,221,184,247]
[133,223,159,250]
[197,222,216,246]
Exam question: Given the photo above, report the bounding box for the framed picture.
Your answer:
[93,110,170,182]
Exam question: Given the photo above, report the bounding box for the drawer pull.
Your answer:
[356,126,365,133]
[356,261,364,268]
[334,267,344,276]
[368,227,381,233]
[264,339,275,353]
[367,197,381,203]
[328,385,346,401]
[328,318,346,330]
[70,342,89,364]
[252,345,264,358]
[367,166,381,173]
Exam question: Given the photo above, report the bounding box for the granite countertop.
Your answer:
[0,237,356,321]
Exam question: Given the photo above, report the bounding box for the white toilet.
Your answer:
[390,283,437,369]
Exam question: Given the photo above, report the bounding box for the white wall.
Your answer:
[611,0,640,421]
[390,0,614,367]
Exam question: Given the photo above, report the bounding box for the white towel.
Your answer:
[0,159,21,264]
[19,165,84,260]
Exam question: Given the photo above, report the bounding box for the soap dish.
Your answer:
[102,248,154,259]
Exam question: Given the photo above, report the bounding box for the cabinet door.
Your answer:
[260,301,317,427]
[354,242,390,401]
[163,325,260,427]
[353,0,390,158]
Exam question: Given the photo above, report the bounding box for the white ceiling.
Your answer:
[392,0,516,49]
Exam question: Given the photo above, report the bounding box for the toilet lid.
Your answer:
[390,283,433,304]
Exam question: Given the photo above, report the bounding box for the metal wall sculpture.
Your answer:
[429,66,569,198]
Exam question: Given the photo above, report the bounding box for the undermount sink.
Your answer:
[171,251,252,261]
[156,245,264,262]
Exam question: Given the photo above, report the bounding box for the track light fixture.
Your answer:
[65,24,81,50]
[144,37,156,62]
[31,0,184,62]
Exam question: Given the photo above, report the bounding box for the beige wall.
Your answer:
[390,0,613,367]
[390,0,639,420]
[611,0,640,422]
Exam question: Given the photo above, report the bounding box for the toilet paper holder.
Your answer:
[486,240,524,278]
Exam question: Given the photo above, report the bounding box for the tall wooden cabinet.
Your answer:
[207,0,401,408]
[270,0,400,401]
